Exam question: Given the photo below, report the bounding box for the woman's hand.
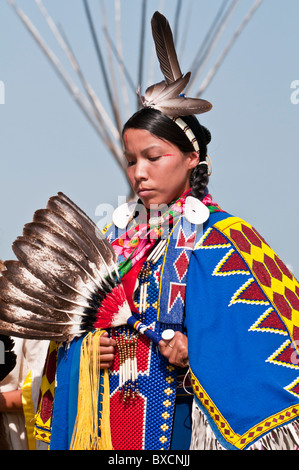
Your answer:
[94,331,116,369]
[158,331,189,368]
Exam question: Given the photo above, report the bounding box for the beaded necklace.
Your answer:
[112,239,167,401]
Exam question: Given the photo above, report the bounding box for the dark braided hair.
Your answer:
[122,108,211,201]
[182,115,211,201]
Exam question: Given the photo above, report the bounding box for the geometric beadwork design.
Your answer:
[213,248,250,277]
[34,341,59,443]
[190,217,299,450]
[157,219,196,325]
[266,340,299,370]
[167,283,186,311]
[238,405,299,449]
[215,217,299,354]
[249,307,288,336]
[174,250,190,281]
[190,368,299,450]
[229,278,270,307]
[175,226,197,250]
[195,227,231,250]
[153,264,161,287]
[190,371,240,446]
[108,249,178,450]
[285,377,299,399]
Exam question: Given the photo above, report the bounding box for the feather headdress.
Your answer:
[0,193,161,344]
[139,11,212,117]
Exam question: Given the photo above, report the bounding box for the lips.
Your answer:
[137,188,153,196]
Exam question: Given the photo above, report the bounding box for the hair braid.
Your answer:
[182,116,212,201]
[190,163,209,201]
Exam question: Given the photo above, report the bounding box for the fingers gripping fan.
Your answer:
[0,193,160,344]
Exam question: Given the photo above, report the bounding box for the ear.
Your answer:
[186,151,200,171]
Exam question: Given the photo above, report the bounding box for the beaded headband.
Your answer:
[172,117,200,155]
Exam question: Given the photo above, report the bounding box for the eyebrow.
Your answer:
[124,144,165,157]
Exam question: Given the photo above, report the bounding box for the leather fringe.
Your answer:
[190,401,299,451]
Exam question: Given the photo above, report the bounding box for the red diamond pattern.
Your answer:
[230,229,251,254]
[264,254,283,281]
[174,250,189,281]
[273,292,292,320]
[252,259,272,288]
[242,225,262,248]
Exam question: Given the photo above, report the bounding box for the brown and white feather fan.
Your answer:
[0,193,159,344]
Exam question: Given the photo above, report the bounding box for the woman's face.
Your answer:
[123,128,199,209]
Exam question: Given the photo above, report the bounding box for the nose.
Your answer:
[134,158,148,182]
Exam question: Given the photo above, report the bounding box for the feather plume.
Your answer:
[139,11,213,117]
[0,317,64,341]
[46,193,117,280]
[0,192,161,344]
[153,97,213,116]
[142,73,190,107]
[2,260,89,311]
[151,11,182,85]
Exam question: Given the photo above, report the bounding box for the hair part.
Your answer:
[122,108,211,201]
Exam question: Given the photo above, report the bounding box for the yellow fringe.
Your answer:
[22,371,37,450]
[70,330,113,450]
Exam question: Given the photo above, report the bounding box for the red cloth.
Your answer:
[121,255,147,313]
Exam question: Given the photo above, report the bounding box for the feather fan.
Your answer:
[140,11,213,116]
[0,193,161,345]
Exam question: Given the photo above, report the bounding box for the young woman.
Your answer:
[31,12,299,451]
[97,109,211,450]
[83,106,299,451]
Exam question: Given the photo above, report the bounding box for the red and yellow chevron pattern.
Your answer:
[214,217,299,354]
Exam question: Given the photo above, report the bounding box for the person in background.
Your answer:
[0,260,49,450]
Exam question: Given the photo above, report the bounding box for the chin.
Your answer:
[139,191,180,209]
[141,198,167,210]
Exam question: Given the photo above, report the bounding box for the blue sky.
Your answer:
[0,0,298,276]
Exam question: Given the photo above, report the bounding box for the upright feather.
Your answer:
[151,11,182,84]
[139,11,213,117]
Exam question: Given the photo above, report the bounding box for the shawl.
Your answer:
[186,213,299,450]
